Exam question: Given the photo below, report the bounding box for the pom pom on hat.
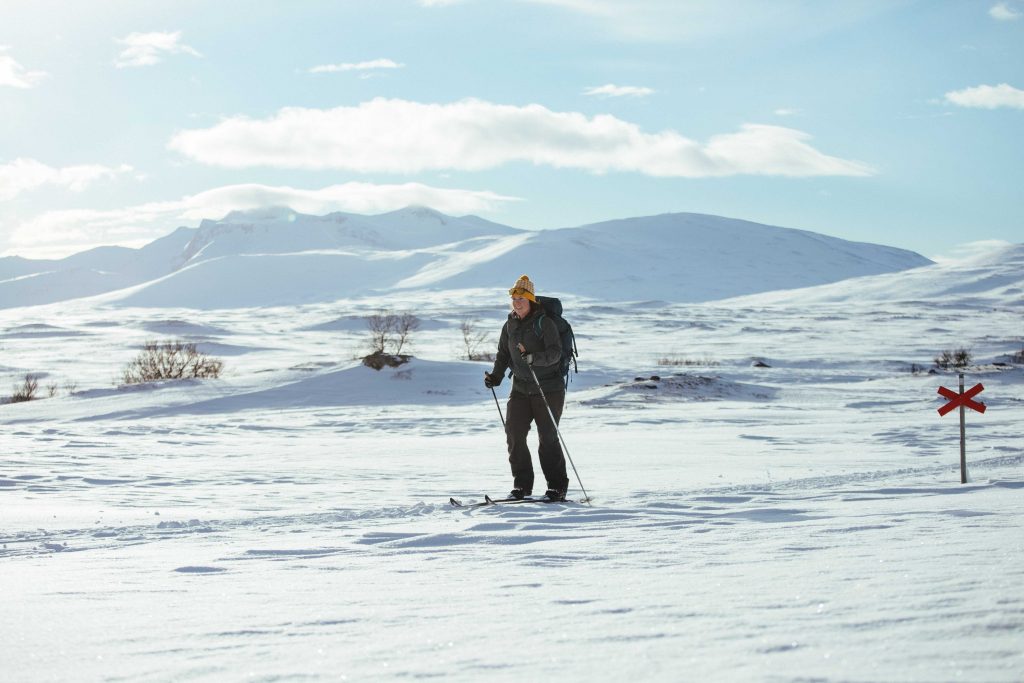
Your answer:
[508,274,536,302]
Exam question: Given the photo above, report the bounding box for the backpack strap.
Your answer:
[568,324,578,372]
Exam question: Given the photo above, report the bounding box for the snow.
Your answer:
[0,208,931,309]
[1,209,1022,681]
[728,242,1024,307]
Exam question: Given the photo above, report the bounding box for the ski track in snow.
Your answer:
[4,458,1021,681]
[4,455,1022,562]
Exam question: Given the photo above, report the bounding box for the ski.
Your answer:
[448,495,515,508]
[449,495,579,508]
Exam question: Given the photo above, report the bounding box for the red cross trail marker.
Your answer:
[937,382,986,416]
[937,373,986,484]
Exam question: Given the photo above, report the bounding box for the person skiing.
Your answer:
[483,275,570,502]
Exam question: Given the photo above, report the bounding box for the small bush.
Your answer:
[9,374,40,403]
[459,318,495,362]
[658,355,719,367]
[934,348,972,370]
[121,340,224,385]
[1010,347,1024,364]
[367,310,420,355]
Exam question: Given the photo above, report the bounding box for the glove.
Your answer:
[516,342,533,365]
[484,372,499,388]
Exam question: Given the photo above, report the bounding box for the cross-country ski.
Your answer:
[449,494,587,508]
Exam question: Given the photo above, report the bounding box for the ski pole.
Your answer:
[527,363,591,505]
[490,385,505,428]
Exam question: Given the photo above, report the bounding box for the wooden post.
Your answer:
[937,374,984,484]
[959,372,967,484]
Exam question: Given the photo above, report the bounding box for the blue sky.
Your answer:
[1,0,1021,259]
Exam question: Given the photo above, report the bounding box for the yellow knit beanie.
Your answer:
[508,274,536,302]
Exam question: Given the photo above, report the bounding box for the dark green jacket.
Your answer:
[490,309,563,396]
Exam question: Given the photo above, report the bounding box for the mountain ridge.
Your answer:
[0,207,936,309]
[724,242,1024,307]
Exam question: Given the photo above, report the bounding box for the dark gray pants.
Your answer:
[505,390,569,493]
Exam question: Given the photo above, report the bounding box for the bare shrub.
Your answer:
[367,311,397,354]
[934,347,972,370]
[460,318,495,362]
[64,380,79,395]
[9,374,39,403]
[46,383,59,398]
[366,310,419,355]
[394,312,420,355]
[1010,347,1024,364]
[121,340,224,385]
[657,355,720,367]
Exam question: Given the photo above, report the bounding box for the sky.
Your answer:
[1,0,1022,260]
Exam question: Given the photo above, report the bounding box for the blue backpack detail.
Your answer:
[534,295,578,388]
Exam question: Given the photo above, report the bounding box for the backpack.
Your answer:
[533,295,578,388]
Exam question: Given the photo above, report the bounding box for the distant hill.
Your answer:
[0,227,196,308]
[723,242,1024,307]
[407,212,933,303]
[0,207,933,309]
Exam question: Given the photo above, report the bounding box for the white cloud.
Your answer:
[989,2,1021,20]
[702,124,874,176]
[944,83,1024,110]
[0,47,47,88]
[583,84,655,98]
[0,158,133,201]
[114,31,202,68]
[418,0,464,5]
[168,98,873,178]
[774,108,802,117]
[309,58,405,74]
[7,182,519,258]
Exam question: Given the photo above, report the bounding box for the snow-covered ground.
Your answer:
[1,214,1022,681]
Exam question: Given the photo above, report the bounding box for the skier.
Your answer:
[483,275,570,502]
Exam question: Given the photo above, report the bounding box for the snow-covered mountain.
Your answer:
[727,242,1024,307]
[176,206,520,263]
[0,207,519,308]
[413,212,934,302]
[0,227,196,308]
[0,207,933,309]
